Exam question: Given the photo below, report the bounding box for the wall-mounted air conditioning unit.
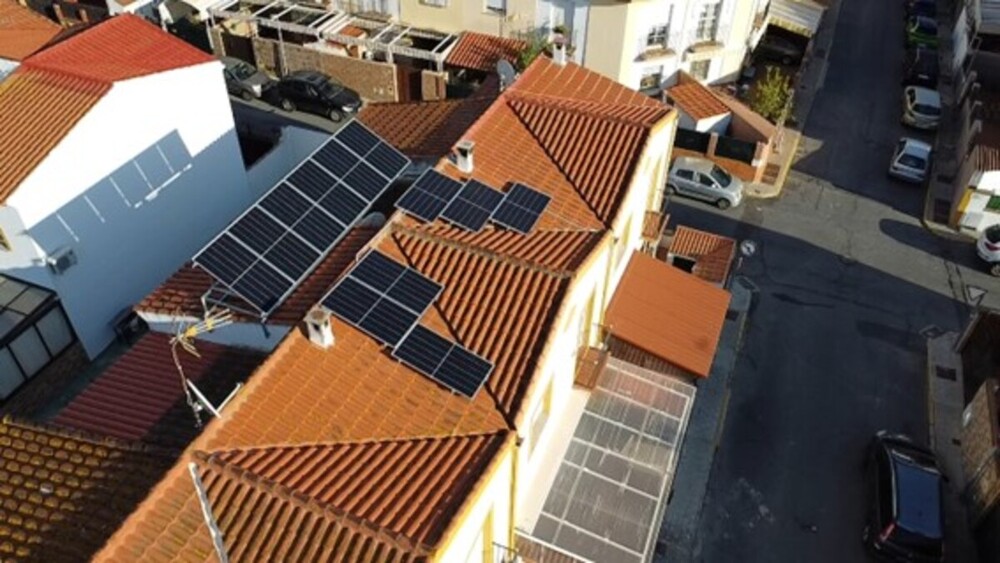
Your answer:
[46,247,77,275]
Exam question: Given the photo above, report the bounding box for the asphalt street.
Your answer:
[668,1,1000,561]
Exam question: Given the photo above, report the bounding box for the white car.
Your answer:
[666,156,744,210]
[902,85,941,130]
[977,224,1000,276]
[888,137,931,183]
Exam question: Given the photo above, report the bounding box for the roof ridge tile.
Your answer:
[202,428,509,457]
[4,415,178,457]
[507,90,669,127]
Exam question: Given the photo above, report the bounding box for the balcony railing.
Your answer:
[636,25,731,60]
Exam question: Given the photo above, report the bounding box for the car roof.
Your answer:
[900,137,932,156]
[890,452,943,538]
[220,56,248,68]
[907,86,941,106]
[288,70,325,82]
[673,156,717,173]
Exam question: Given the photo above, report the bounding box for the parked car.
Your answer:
[976,224,1000,276]
[888,137,932,183]
[905,0,936,18]
[902,85,941,130]
[269,70,362,121]
[906,16,939,48]
[903,47,938,88]
[753,33,805,65]
[221,57,274,100]
[863,431,944,563]
[666,157,744,210]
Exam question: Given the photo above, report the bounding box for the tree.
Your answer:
[517,30,549,71]
[750,66,794,124]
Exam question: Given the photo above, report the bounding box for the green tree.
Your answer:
[750,66,794,123]
[517,31,549,71]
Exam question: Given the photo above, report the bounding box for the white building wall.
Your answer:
[1,62,257,358]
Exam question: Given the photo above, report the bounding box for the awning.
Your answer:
[768,0,827,38]
[604,251,730,377]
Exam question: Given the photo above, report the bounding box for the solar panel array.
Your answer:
[395,171,551,234]
[194,122,409,314]
[321,250,494,398]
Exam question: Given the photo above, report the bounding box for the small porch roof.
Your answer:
[768,0,826,38]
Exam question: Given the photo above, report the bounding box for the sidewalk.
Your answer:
[926,331,979,563]
[656,276,755,562]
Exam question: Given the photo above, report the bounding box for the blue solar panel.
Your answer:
[260,183,312,227]
[323,277,380,323]
[229,208,284,254]
[392,325,493,398]
[436,345,493,398]
[358,298,418,346]
[233,261,292,312]
[351,251,405,292]
[396,170,463,222]
[312,141,357,178]
[287,161,336,202]
[294,207,345,250]
[441,179,504,232]
[387,269,442,315]
[263,233,319,281]
[196,234,255,285]
[319,183,366,226]
[342,161,386,201]
[367,143,409,179]
[393,325,451,376]
[338,121,381,156]
[490,183,552,234]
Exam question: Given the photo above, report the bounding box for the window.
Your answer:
[0,227,9,251]
[529,378,554,455]
[485,0,505,12]
[639,66,663,91]
[696,1,722,42]
[690,59,710,80]
[647,24,669,48]
[697,173,716,188]
[421,0,446,6]
[677,169,695,180]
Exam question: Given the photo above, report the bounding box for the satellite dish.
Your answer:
[496,59,517,90]
[739,240,757,258]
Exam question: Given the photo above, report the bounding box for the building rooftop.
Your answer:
[0,0,62,61]
[667,80,730,121]
[668,225,737,285]
[445,31,525,73]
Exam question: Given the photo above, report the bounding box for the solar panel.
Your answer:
[491,183,552,234]
[358,298,418,346]
[323,277,380,324]
[193,125,411,315]
[393,325,493,398]
[440,179,504,232]
[396,170,463,222]
[387,269,442,314]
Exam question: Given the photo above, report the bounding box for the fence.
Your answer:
[714,136,757,164]
[674,129,712,153]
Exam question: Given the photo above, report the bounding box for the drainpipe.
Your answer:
[508,435,521,554]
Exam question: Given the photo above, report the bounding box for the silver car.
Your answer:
[666,156,744,209]
[902,85,941,130]
[221,57,273,100]
[888,137,931,183]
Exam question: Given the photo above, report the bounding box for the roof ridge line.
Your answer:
[506,90,665,128]
[2,414,179,457]
[19,60,113,87]
[195,450,436,555]
[202,428,510,457]
[389,223,575,280]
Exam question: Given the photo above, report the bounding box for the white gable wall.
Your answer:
[2,61,259,358]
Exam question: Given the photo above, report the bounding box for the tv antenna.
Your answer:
[171,307,240,427]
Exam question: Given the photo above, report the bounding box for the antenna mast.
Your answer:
[170,308,234,427]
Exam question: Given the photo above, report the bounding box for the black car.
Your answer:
[270,70,362,121]
[905,0,936,18]
[863,431,944,563]
[753,33,805,65]
[903,47,939,88]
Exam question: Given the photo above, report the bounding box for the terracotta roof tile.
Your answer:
[0,68,107,203]
[138,226,378,324]
[23,14,215,83]
[51,332,265,447]
[0,418,173,562]
[666,81,729,121]
[604,251,730,377]
[358,92,495,161]
[513,57,662,107]
[445,31,525,72]
[668,225,737,285]
[0,0,62,60]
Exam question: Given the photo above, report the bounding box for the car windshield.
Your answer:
[914,103,941,116]
[231,62,256,80]
[316,78,343,97]
[892,454,943,540]
[898,154,927,170]
[710,165,732,187]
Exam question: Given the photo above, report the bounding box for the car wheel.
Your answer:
[990,263,1000,278]
[665,184,677,197]
[716,198,731,210]
[328,108,344,123]
[240,89,254,101]
[280,98,295,112]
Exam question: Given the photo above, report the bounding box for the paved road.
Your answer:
[668,1,1000,561]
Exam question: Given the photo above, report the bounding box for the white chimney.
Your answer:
[552,36,567,66]
[456,140,475,174]
[306,307,334,348]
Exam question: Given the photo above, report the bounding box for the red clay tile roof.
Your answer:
[358,95,496,161]
[604,251,730,377]
[445,31,525,72]
[0,417,173,562]
[138,227,378,325]
[51,332,265,447]
[668,225,737,285]
[666,81,729,121]
[0,68,107,203]
[0,0,62,60]
[23,14,214,83]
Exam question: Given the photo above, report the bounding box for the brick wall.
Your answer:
[421,70,447,102]
[961,378,1000,523]
[251,37,399,102]
[1,343,89,419]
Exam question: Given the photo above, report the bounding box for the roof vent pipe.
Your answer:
[456,140,475,174]
[306,307,335,349]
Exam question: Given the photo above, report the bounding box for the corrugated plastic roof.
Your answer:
[604,251,730,377]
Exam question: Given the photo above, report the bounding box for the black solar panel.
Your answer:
[396,170,463,222]
[351,251,406,292]
[392,325,493,398]
[441,179,504,232]
[387,269,442,315]
[358,298,418,346]
[491,183,552,234]
[323,277,380,324]
[194,126,411,315]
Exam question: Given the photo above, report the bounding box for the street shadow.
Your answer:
[878,218,988,273]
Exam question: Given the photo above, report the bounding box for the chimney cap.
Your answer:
[457,139,475,152]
